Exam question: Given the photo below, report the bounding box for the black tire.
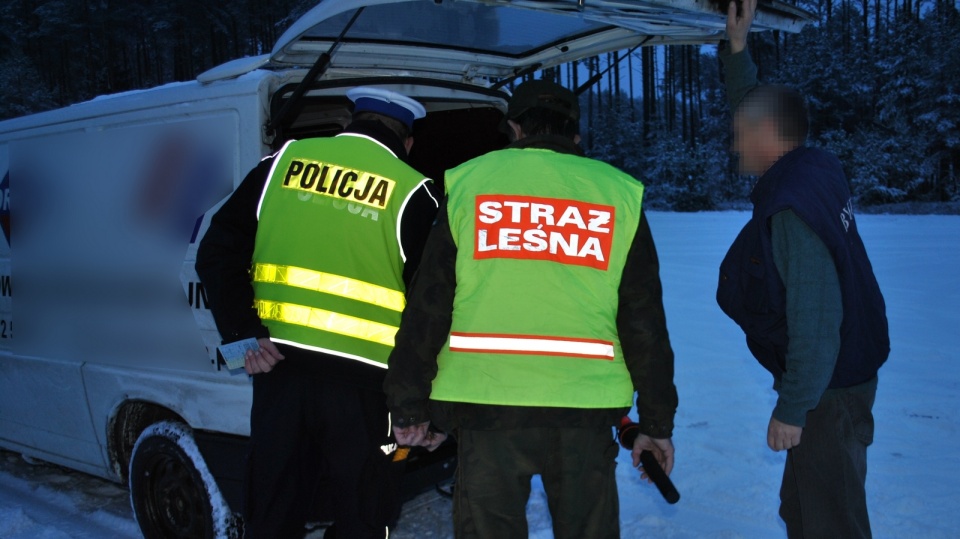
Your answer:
[129,421,239,539]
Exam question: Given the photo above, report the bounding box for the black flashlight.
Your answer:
[616,417,680,504]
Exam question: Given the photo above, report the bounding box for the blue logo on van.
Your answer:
[0,171,8,246]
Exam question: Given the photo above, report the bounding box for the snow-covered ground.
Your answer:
[2,211,958,538]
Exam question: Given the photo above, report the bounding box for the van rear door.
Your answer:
[267,0,813,83]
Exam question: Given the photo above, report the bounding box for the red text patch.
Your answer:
[474,195,615,270]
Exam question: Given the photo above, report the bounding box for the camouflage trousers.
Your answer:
[452,425,621,539]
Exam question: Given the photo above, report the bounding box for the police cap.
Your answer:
[347,87,426,130]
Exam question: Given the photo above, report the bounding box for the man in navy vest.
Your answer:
[715,1,889,537]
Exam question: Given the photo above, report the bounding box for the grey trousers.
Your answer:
[453,425,621,539]
[780,378,878,539]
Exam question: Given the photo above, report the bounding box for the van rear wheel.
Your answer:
[129,421,239,539]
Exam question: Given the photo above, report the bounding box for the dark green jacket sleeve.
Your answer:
[617,213,677,439]
[770,209,843,427]
[719,43,760,111]
[383,199,457,427]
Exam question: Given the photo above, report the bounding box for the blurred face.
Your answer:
[732,110,782,176]
[732,110,764,176]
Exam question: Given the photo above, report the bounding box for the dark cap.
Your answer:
[505,80,580,123]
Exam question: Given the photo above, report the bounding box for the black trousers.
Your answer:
[242,355,398,539]
[453,425,621,539]
[779,378,877,539]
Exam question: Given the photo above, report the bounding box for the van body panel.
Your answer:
[0,355,104,470]
[0,435,108,480]
[0,71,280,479]
[12,110,237,370]
[82,363,254,482]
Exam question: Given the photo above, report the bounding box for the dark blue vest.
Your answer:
[716,147,889,388]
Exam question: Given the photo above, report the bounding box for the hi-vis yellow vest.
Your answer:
[432,147,644,408]
[252,134,429,368]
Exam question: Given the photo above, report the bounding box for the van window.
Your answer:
[301,4,607,57]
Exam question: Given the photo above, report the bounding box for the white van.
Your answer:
[0,0,811,537]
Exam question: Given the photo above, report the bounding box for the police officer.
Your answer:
[196,87,438,539]
[384,79,678,539]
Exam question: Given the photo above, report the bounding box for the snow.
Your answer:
[1,211,958,538]
[0,452,139,539]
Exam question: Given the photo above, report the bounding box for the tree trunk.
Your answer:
[628,50,636,123]
[642,47,653,140]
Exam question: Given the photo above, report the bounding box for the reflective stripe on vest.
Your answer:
[253,263,406,312]
[255,299,398,347]
[449,332,615,360]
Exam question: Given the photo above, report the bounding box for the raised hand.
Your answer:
[726,0,757,54]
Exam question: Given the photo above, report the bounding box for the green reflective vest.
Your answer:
[252,134,429,368]
[432,147,644,408]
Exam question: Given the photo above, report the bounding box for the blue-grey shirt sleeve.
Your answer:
[770,209,843,427]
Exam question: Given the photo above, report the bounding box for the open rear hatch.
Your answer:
[245,0,814,182]
[268,0,814,84]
